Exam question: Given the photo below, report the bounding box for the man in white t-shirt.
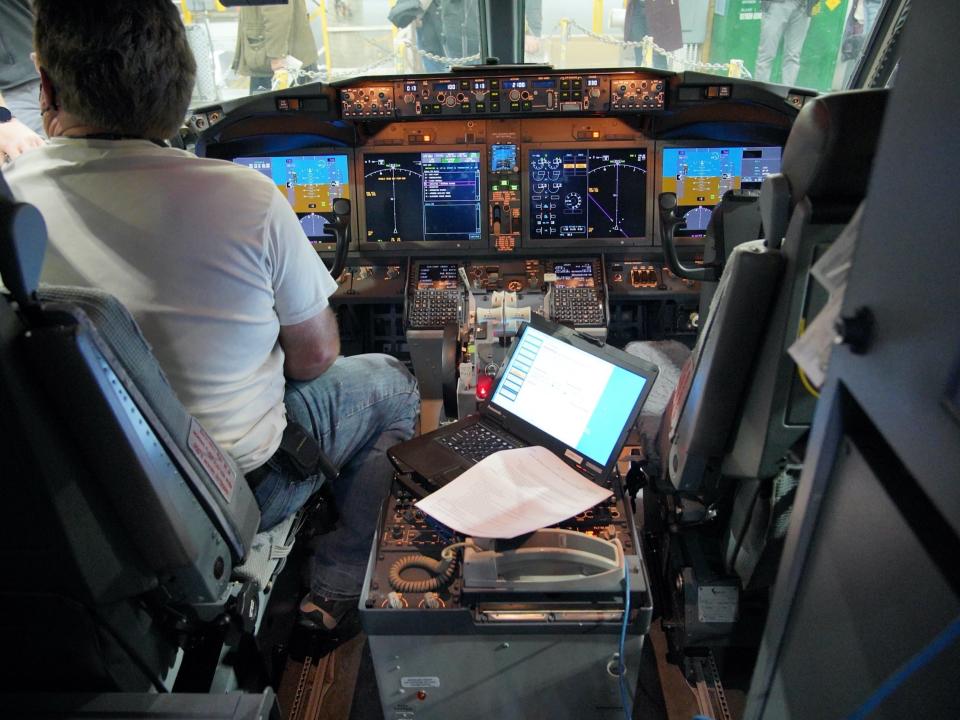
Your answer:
[5,0,419,630]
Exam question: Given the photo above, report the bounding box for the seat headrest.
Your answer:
[782,89,889,211]
[0,200,47,306]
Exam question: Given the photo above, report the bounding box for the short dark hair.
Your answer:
[32,0,196,139]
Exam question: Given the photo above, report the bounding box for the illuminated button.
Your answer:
[509,101,520,111]
[490,80,499,90]
[476,104,486,113]
[461,103,471,112]
[521,100,533,111]
[476,375,493,400]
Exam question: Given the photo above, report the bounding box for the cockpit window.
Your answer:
[529,0,889,92]
[177,0,888,104]
[177,0,485,105]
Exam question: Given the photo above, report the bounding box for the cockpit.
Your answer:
[1,1,957,718]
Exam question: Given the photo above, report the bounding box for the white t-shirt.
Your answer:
[5,138,338,472]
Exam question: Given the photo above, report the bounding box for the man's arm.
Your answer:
[0,90,44,161]
[279,306,341,381]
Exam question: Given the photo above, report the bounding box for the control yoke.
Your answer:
[658,192,718,282]
[320,197,351,281]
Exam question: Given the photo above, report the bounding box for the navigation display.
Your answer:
[661,146,782,238]
[528,148,647,241]
[417,264,459,289]
[234,154,350,241]
[363,151,483,243]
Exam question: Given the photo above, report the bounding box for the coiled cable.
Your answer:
[388,540,477,593]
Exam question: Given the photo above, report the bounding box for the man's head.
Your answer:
[32,0,196,140]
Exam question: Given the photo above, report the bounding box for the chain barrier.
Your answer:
[283,17,751,87]
[398,41,482,68]
[562,18,752,79]
[294,44,479,85]
[297,51,395,84]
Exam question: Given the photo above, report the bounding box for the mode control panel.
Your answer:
[339,70,664,120]
[407,262,463,329]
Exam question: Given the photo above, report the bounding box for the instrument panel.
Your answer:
[203,68,793,259]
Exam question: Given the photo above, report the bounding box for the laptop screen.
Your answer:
[490,326,649,466]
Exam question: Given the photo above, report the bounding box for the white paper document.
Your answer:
[788,288,845,389]
[415,446,613,539]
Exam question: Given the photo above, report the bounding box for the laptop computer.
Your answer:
[389,315,659,498]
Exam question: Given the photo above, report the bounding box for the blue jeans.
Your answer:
[251,354,419,599]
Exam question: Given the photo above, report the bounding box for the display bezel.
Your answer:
[230,148,356,253]
[522,141,653,249]
[356,145,489,252]
[654,141,783,247]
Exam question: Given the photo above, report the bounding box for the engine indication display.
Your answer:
[363,151,483,243]
[233,154,350,241]
[528,148,647,241]
[661,146,782,238]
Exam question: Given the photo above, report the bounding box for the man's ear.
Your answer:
[38,68,58,114]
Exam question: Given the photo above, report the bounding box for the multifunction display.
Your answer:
[233,154,350,240]
[661,146,782,238]
[529,148,647,240]
[416,263,459,289]
[553,262,596,288]
[363,151,483,243]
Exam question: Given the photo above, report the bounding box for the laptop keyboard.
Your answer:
[436,423,523,464]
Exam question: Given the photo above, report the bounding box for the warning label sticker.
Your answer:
[698,585,739,623]
[400,677,440,689]
[188,418,235,503]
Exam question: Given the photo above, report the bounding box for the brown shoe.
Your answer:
[299,593,358,630]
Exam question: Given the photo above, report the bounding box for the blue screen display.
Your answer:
[491,326,648,465]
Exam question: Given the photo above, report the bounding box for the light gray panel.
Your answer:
[370,633,642,720]
[828,1,960,534]
[766,438,959,718]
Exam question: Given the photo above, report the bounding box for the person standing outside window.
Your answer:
[233,0,319,93]
[755,0,819,86]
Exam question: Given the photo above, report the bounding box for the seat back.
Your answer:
[723,89,889,481]
[0,171,260,690]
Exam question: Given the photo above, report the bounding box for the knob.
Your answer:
[404,92,415,104]
[834,307,874,355]
[445,95,457,107]
[509,89,521,101]
[590,88,601,98]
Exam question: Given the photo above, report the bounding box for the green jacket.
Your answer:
[232,0,319,77]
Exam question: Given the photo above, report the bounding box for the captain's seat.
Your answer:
[0,171,295,692]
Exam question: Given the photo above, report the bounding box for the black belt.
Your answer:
[245,421,339,489]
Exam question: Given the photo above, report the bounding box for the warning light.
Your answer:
[592,131,600,138]
[417,690,427,701]
[476,374,493,400]
[423,135,431,142]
